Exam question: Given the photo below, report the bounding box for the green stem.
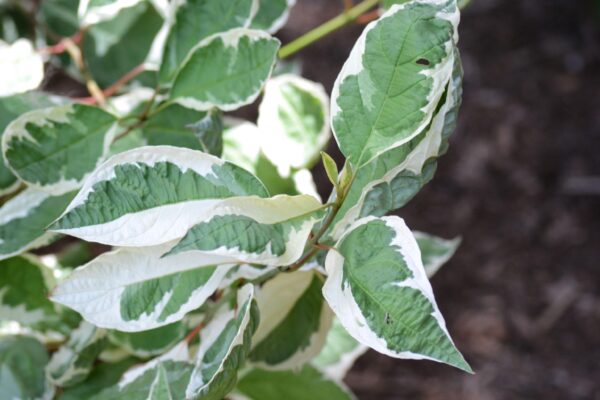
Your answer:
[113,87,159,141]
[285,190,349,272]
[278,0,380,59]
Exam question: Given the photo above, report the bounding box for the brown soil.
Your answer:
[279,1,600,399]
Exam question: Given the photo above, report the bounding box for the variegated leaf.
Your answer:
[218,264,276,290]
[97,344,137,364]
[0,255,61,328]
[188,109,224,156]
[166,194,324,266]
[0,39,44,97]
[415,231,461,278]
[83,1,163,87]
[0,188,74,260]
[383,0,472,10]
[59,358,138,400]
[108,322,188,358]
[0,335,54,400]
[223,118,320,198]
[108,130,147,157]
[258,74,330,177]
[312,318,368,382]
[140,103,225,156]
[143,1,171,72]
[141,103,208,151]
[106,87,155,118]
[51,242,237,331]
[323,216,471,372]
[250,270,332,370]
[233,365,355,400]
[50,145,268,247]
[46,321,108,387]
[186,284,259,400]
[222,119,262,172]
[90,342,194,400]
[2,104,118,194]
[223,118,299,194]
[250,0,295,33]
[330,0,459,167]
[329,49,463,239]
[0,92,65,195]
[220,260,325,293]
[170,28,280,111]
[40,0,79,37]
[159,0,258,82]
[78,0,144,25]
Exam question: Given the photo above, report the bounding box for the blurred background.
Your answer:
[278,0,600,399]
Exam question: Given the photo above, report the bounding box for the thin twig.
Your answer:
[285,197,345,272]
[313,243,336,251]
[184,322,205,343]
[113,87,159,141]
[356,9,380,24]
[38,30,84,55]
[104,64,145,97]
[184,289,236,342]
[63,30,106,107]
[279,0,380,59]
[286,247,320,272]
[75,63,146,103]
[283,166,357,273]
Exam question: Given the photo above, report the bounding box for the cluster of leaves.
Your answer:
[0,0,470,398]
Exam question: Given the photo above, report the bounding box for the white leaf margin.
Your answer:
[0,253,58,325]
[329,0,459,167]
[45,321,107,386]
[254,0,296,34]
[329,47,460,239]
[173,194,324,266]
[78,0,143,25]
[312,319,368,382]
[258,74,330,177]
[0,39,44,97]
[171,28,280,112]
[415,231,461,278]
[50,145,262,247]
[323,215,458,363]
[1,104,119,195]
[222,118,321,200]
[50,242,237,331]
[185,283,255,398]
[117,340,190,389]
[251,270,333,370]
[0,188,60,261]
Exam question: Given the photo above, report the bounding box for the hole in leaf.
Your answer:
[416,58,430,66]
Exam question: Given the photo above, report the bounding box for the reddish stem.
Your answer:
[74,63,145,104]
[103,64,145,97]
[313,243,336,252]
[38,30,84,55]
[356,9,380,24]
[184,322,205,343]
[75,97,97,105]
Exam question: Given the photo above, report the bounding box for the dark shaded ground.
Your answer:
[280,1,600,399]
